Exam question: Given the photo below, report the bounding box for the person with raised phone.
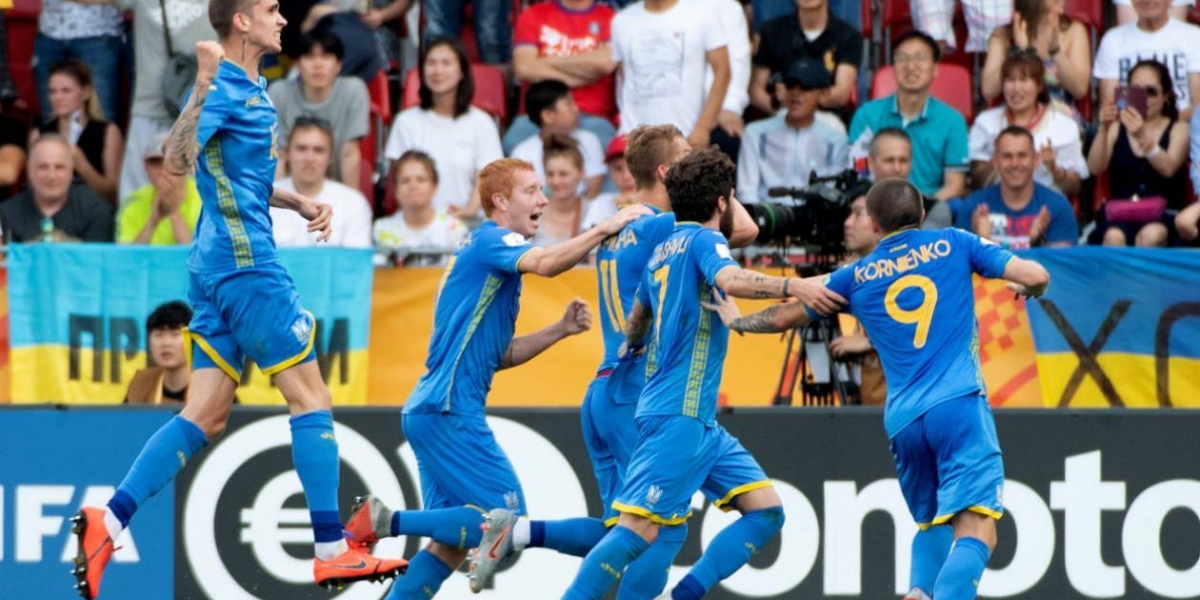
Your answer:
[69,2,408,598]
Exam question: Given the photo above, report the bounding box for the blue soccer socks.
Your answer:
[529,517,609,557]
[109,415,208,530]
[618,523,688,600]
[289,410,342,544]
[910,525,954,596]
[562,525,651,600]
[384,549,454,600]
[672,506,785,600]
[933,536,991,600]
[392,506,487,549]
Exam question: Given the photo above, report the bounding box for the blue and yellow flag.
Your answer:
[8,245,374,405]
[1024,247,1200,408]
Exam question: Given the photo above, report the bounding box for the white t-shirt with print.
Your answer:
[372,211,467,266]
[968,104,1089,191]
[384,106,504,213]
[510,128,607,186]
[1094,18,1200,110]
[611,0,728,135]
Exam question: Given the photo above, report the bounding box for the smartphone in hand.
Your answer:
[1115,85,1148,118]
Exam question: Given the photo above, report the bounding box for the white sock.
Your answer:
[512,518,531,549]
[314,538,348,561]
[102,507,124,540]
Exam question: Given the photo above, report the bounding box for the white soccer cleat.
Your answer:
[467,509,520,593]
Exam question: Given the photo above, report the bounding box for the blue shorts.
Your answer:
[187,263,317,381]
[614,415,770,525]
[402,412,527,515]
[890,394,1005,528]
[580,370,640,526]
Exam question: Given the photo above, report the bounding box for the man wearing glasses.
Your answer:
[849,30,969,201]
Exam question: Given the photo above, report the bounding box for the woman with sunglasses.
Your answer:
[1087,59,1189,247]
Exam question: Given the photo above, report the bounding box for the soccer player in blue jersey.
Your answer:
[560,148,840,600]
[466,124,777,597]
[69,2,407,598]
[343,158,650,599]
[704,177,1051,600]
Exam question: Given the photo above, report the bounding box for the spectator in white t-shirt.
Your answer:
[970,52,1087,196]
[610,0,731,148]
[271,118,373,249]
[510,80,606,199]
[530,134,587,248]
[700,0,752,161]
[581,134,635,230]
[373,150,468,266]
[1094,0,1200,117]
[384,37,503,216]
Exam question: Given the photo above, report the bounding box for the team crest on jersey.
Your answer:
[504,491,521,511]
[291,315,313,344]
[502,232,526,247]
[645,485,663,507]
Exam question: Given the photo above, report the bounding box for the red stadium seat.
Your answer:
[6,0,42,114]
[870,63,975,123]
[1064,0,1104,31]
[401,64,509,125]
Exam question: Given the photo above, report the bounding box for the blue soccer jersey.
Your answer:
[635,223,739,426]
[188,60,281,273]
[822,228,1014,437]
[594,207,676,371]
[404,221,534,418]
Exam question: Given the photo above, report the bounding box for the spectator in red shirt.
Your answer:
[504,0,618,154]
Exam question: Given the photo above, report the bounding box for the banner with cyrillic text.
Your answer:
[8,245,373,405]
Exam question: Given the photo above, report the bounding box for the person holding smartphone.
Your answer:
[1088,59,1190,247]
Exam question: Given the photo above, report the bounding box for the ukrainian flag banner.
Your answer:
[1023,247,1200,408]
[8,244,374,405]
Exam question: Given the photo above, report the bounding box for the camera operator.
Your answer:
[828,183,886,405]
[738,58,849,205]
[866,127,954,229]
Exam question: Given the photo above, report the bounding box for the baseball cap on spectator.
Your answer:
[143,133,170,161]
[605,134,628,162]
[780,58,832,90]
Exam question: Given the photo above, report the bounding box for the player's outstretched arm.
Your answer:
[499,299,592,369]
[162,42,223,182]
[702,288,811,334]
[1003,257,1051,298]
[270,187,333,242]
[714,268,845,314]
[518,205,651,277]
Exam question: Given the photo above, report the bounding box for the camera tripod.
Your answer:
[770,318,861,406]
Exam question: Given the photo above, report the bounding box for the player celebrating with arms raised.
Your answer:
[345,158,651,599]
[70,2,407,598]
[705,178,1050,600]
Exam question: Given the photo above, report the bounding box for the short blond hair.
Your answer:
[477,158,535,216]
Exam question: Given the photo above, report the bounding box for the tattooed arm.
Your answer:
[714,268,846,314]
[163,41,225,178]
[623,299,653,353]
[702,289,811,334]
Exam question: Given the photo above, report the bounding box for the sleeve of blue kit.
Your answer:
[694,230,739,286]
[480,226,535,274]
[804,264,855,320]
[190,82,233,149]
[960,229,1016,279]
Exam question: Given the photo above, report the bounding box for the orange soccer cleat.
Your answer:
[70,507,117,600]
[314,544,408,591]
[344,495,393,550]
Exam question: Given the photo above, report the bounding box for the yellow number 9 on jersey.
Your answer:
[885,275,939,349]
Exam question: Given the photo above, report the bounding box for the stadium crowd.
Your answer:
[2,0,1200,252]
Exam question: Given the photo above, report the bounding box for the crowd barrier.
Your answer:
[0,245,1196,407]
[2,406,1199,599]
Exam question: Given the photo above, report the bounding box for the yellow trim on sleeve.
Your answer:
[189,331,241,382]
[930,505,1005,526]
[712,480,774,512]
[513,246,537,273]
[610,502,691,526]
[603,515,619,528]
[260,311,318,376]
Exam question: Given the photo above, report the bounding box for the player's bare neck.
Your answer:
[224,38,265,82]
